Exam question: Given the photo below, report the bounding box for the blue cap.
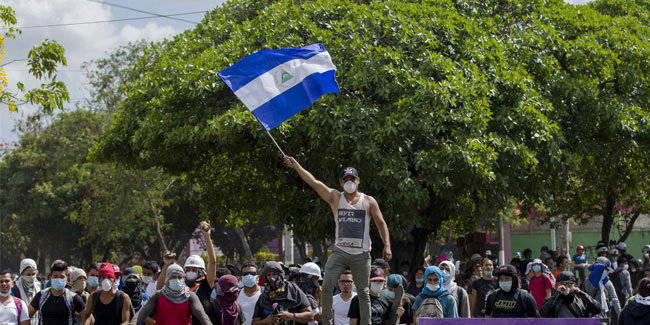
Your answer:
[514,251,522,257]
[387,274,406,288]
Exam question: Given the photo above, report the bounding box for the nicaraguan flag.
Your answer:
[218,43,340,130]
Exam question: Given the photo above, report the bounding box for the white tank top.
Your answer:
[334,193,371,254]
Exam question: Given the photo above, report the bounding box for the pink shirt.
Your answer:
[528,274,552,310]
[155,295,192,325]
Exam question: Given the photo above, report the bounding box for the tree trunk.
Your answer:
[234,227,254,262]
[601,193,616,244]
[311,240,328,265]
[618,211,641,243]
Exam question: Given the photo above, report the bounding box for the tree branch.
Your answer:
[618,211,641,243]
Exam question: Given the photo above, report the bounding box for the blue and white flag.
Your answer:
[218,43,340,131]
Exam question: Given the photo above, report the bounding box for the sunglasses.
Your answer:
[242,272,257,276]
[339,280,353,284]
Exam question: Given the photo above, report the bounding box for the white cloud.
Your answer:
[0,0,208,144]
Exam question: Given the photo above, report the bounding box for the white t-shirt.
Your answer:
[236,287,261,325]
[0,297,30,325]
[332,293,356,325]
[145,281,158,297]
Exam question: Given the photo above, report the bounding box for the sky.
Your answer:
[1,0,225,144]
[1,0,591,144]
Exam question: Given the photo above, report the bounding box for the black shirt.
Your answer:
[470,278,498,317]
[406,282,423,297]
[484,289,537,318]
[193,278,213,325]
[397,294,415,325]
[30,290,86,325]
[348,294,391,325]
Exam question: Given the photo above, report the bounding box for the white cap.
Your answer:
[184,255,206,270]
[299,262,321,279]
[20,258,37,274]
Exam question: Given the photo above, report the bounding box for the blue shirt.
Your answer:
[573,254,587,270]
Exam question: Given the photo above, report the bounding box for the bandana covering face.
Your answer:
[216,275,240,325]
[162,264,190,304]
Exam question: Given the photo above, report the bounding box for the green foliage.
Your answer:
[0,5,69,113]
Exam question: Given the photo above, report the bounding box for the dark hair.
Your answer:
[482,258,493,266]
[87,263,98,273]
[638,277,650,297]
[226,264,241,276]
[618,256,628,264]
[557,256,569,265]
[523,249,532,256]
[51,262,68,274]
[216,267,231,279]
[544,256,554,263]
[400,261,410,266]
[241,262,257,272]
[340,270,352,277]
[143,261,160,274]
[0,269,12,277]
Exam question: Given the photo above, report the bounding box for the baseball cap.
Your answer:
[372,258,389,269]
[369,267,385,281]
[98,263,116,281]
[557,271,576,283]
[514,252,522,258]
[340,167,358,180]
[616,242,627,251]
[596,257,615,272]
[387,274,407,288]
[597,246,608,253]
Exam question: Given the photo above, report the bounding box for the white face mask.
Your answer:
[426,283,440,292]
[369,282,384,294]
[343,181,356,193]
[186,271,198,281]
[101,279,113,292]
[623,264,629,271]
[141,276,153,284]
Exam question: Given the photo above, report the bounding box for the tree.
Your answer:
[495,0,650,244]
[0,5,69,113]
[93,0,567,272]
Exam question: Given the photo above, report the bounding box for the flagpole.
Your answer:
[265,130,286,156]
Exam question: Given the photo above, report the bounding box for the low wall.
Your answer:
[419,318,600,324]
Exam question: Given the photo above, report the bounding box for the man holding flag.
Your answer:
[284,158,392,325]
[220,43,390,325]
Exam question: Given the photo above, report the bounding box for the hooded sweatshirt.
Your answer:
[412,266,458,318]
[439,261,470,318]
[619,295,650,325]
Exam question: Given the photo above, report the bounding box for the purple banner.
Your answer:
[419,318,600,325]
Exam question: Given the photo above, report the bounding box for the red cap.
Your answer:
[98,263,116,281]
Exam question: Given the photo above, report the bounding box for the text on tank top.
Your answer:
[155,294,192,325]
[334,193,371,254]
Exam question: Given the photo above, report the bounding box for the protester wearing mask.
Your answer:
[0,269,31,325]
[207,275,245,325]
[484,264,537,318]
[12,259,41,304]
[526,259,552,310]
[28,262,85,324]
[619,277,650,324]
[237,263,262,325]
[439,261,469,318]
[539,271,601,318]
[406,267,425,297]
[400,262,410,280]
[141,260,160,297]
[412,266,457,321]
[470,258,497,317]
[579,260,621,324]
[251,261,312,325]
[70,268,89,301]
[81,263,132,325]
[348,267,393,325]
[136,263,212,325]
[628,259,642,290]
[597,246,609,258]
[296,263,323,325]
[86,263,100,295]
[121,267,144,312]
[284,158,393,325]
[157,221,217,325]
[386,274,414,325]
[610,256,633,308]
[333,271,355,325]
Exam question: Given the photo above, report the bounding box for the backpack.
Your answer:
[38,288,76,325]
[91,289,135,321]
[11,296,23,323]
[416,293,445,318]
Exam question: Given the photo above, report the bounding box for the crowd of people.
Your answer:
[3,161,650,325]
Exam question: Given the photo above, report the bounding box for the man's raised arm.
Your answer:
[284,156,336,204]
